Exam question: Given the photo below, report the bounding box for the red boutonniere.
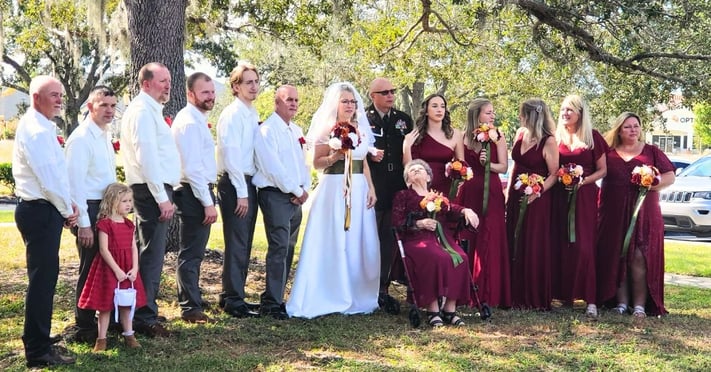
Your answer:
[298,136,306,147]
[112,139,120,153]
[208,122,213,129]
[165,116,173,127]
[57,135,65,147]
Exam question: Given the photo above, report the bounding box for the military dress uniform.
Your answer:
[365,104,413,298]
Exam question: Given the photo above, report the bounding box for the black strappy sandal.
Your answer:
[426,311,443,327]
[442,311,465,326]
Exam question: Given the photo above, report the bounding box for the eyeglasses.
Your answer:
[340,99,358,105]
[374,89,396,96]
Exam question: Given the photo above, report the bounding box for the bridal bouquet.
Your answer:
[474,123,502,215]
[329,121,361,231]
[621,164,660,257]
[512,173,544,259]
[444,159,473,199]
[419,191,463,267]
[556,163,584,243]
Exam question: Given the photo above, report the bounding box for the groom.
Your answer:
[253,85,310,319]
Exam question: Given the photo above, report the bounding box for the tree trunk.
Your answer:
[125,0,188,253]
[125,0,188,118]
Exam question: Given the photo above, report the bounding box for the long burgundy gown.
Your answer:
[505,134,553,310]
[456,142,511,308]
[551,130,608,305]
[596,144,673,316]
[411,133,455,195]
[392,188,472,307]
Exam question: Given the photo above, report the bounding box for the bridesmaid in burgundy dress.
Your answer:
[551,95,608,317]
[392,159,479,327]
[505,99,559,310]
[403,94,464,195]
[596,112,675,318]
[456,98,511,308]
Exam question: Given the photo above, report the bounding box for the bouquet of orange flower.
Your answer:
[621,164,660,257]
[512,173,545,259]
[328,121,361,231]
[419,191,463,267]
[556,163,584,243]
[444,159,473,199]
[474,123,502,215]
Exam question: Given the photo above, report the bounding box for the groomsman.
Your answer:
[216,62,261,318]
[65,85,118,342]
[253,85,310,319]
[171,72,218,323]
[120,62,181,337]
[365,77,413,314]
[14,75,79,367]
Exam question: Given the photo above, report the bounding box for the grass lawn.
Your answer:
[1,220,710,371]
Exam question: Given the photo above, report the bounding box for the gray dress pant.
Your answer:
[130,183,173,326]
[257,187,302,310]
[174,183,215,315]
[217,173,258,310]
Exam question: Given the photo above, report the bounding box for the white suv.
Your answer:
[660,155,711,237]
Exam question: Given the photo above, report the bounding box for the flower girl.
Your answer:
[78,183,146,351]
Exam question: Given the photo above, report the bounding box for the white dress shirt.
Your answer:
[12,107,74,217]
[253,112,311,196]
[120,91,181,203]
[171,103,217,207]
[65,118,117,227]
[216,97,259,198]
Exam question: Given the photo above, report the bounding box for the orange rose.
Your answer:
[561,173,573,186]
[452,161,462,171]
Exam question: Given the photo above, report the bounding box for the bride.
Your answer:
[286,82,380,318]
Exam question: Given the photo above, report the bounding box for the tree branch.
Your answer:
[2,55,32,89]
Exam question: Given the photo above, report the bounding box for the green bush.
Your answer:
[0,163,125,195]
[0,162,15,194]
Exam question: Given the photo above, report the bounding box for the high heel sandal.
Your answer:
[426,311,443,327]
[442,311,465,326]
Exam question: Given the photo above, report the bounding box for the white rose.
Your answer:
[426,201,436,212]
[328,137,342,150]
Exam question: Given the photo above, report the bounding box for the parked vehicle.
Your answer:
[667,157,691,175]
[660,155,711,237]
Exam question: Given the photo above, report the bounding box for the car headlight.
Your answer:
[692,191,711,200]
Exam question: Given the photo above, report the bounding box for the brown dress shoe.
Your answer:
[134,322,171,338]
[181,311,214,324]
[93,338,107,352]
[124,334,141,348]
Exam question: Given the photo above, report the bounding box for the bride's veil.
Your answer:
[306,82,374,147]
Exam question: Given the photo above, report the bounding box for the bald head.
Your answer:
[274,85,299,123]
[29,75,63,120]
[369,78,396,112]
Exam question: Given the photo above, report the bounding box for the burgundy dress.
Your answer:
[551,130,608,305]
[596,144,673,316]
[411,133,455,195]
[392,188,472,307]
[456,142,511,307]
[79,218,146,311]
[505,134,553,310]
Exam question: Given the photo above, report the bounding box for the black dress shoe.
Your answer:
[49,334,63,344]
[378,293,401,315]
[26,348,75,368]
[261,306,288,320]
[245,302,261,311]
[225,304,260,318]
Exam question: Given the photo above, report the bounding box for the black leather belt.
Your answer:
[18,198,50,205]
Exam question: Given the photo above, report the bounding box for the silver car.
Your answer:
[660,155,711,237]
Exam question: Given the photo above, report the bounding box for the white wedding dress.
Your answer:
[286,137,380,319]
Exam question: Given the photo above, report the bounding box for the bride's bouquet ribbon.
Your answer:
[328,121,361,231]
[474,123,502,216]
[512,172,544,260]
[621,164,660,257]
[420,192,463,267]
[556,163,583,243]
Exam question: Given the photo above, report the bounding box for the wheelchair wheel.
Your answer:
[408,306,421,328]
[480,303,492,321]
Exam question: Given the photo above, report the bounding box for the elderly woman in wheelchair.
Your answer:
[391,159,479,327]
